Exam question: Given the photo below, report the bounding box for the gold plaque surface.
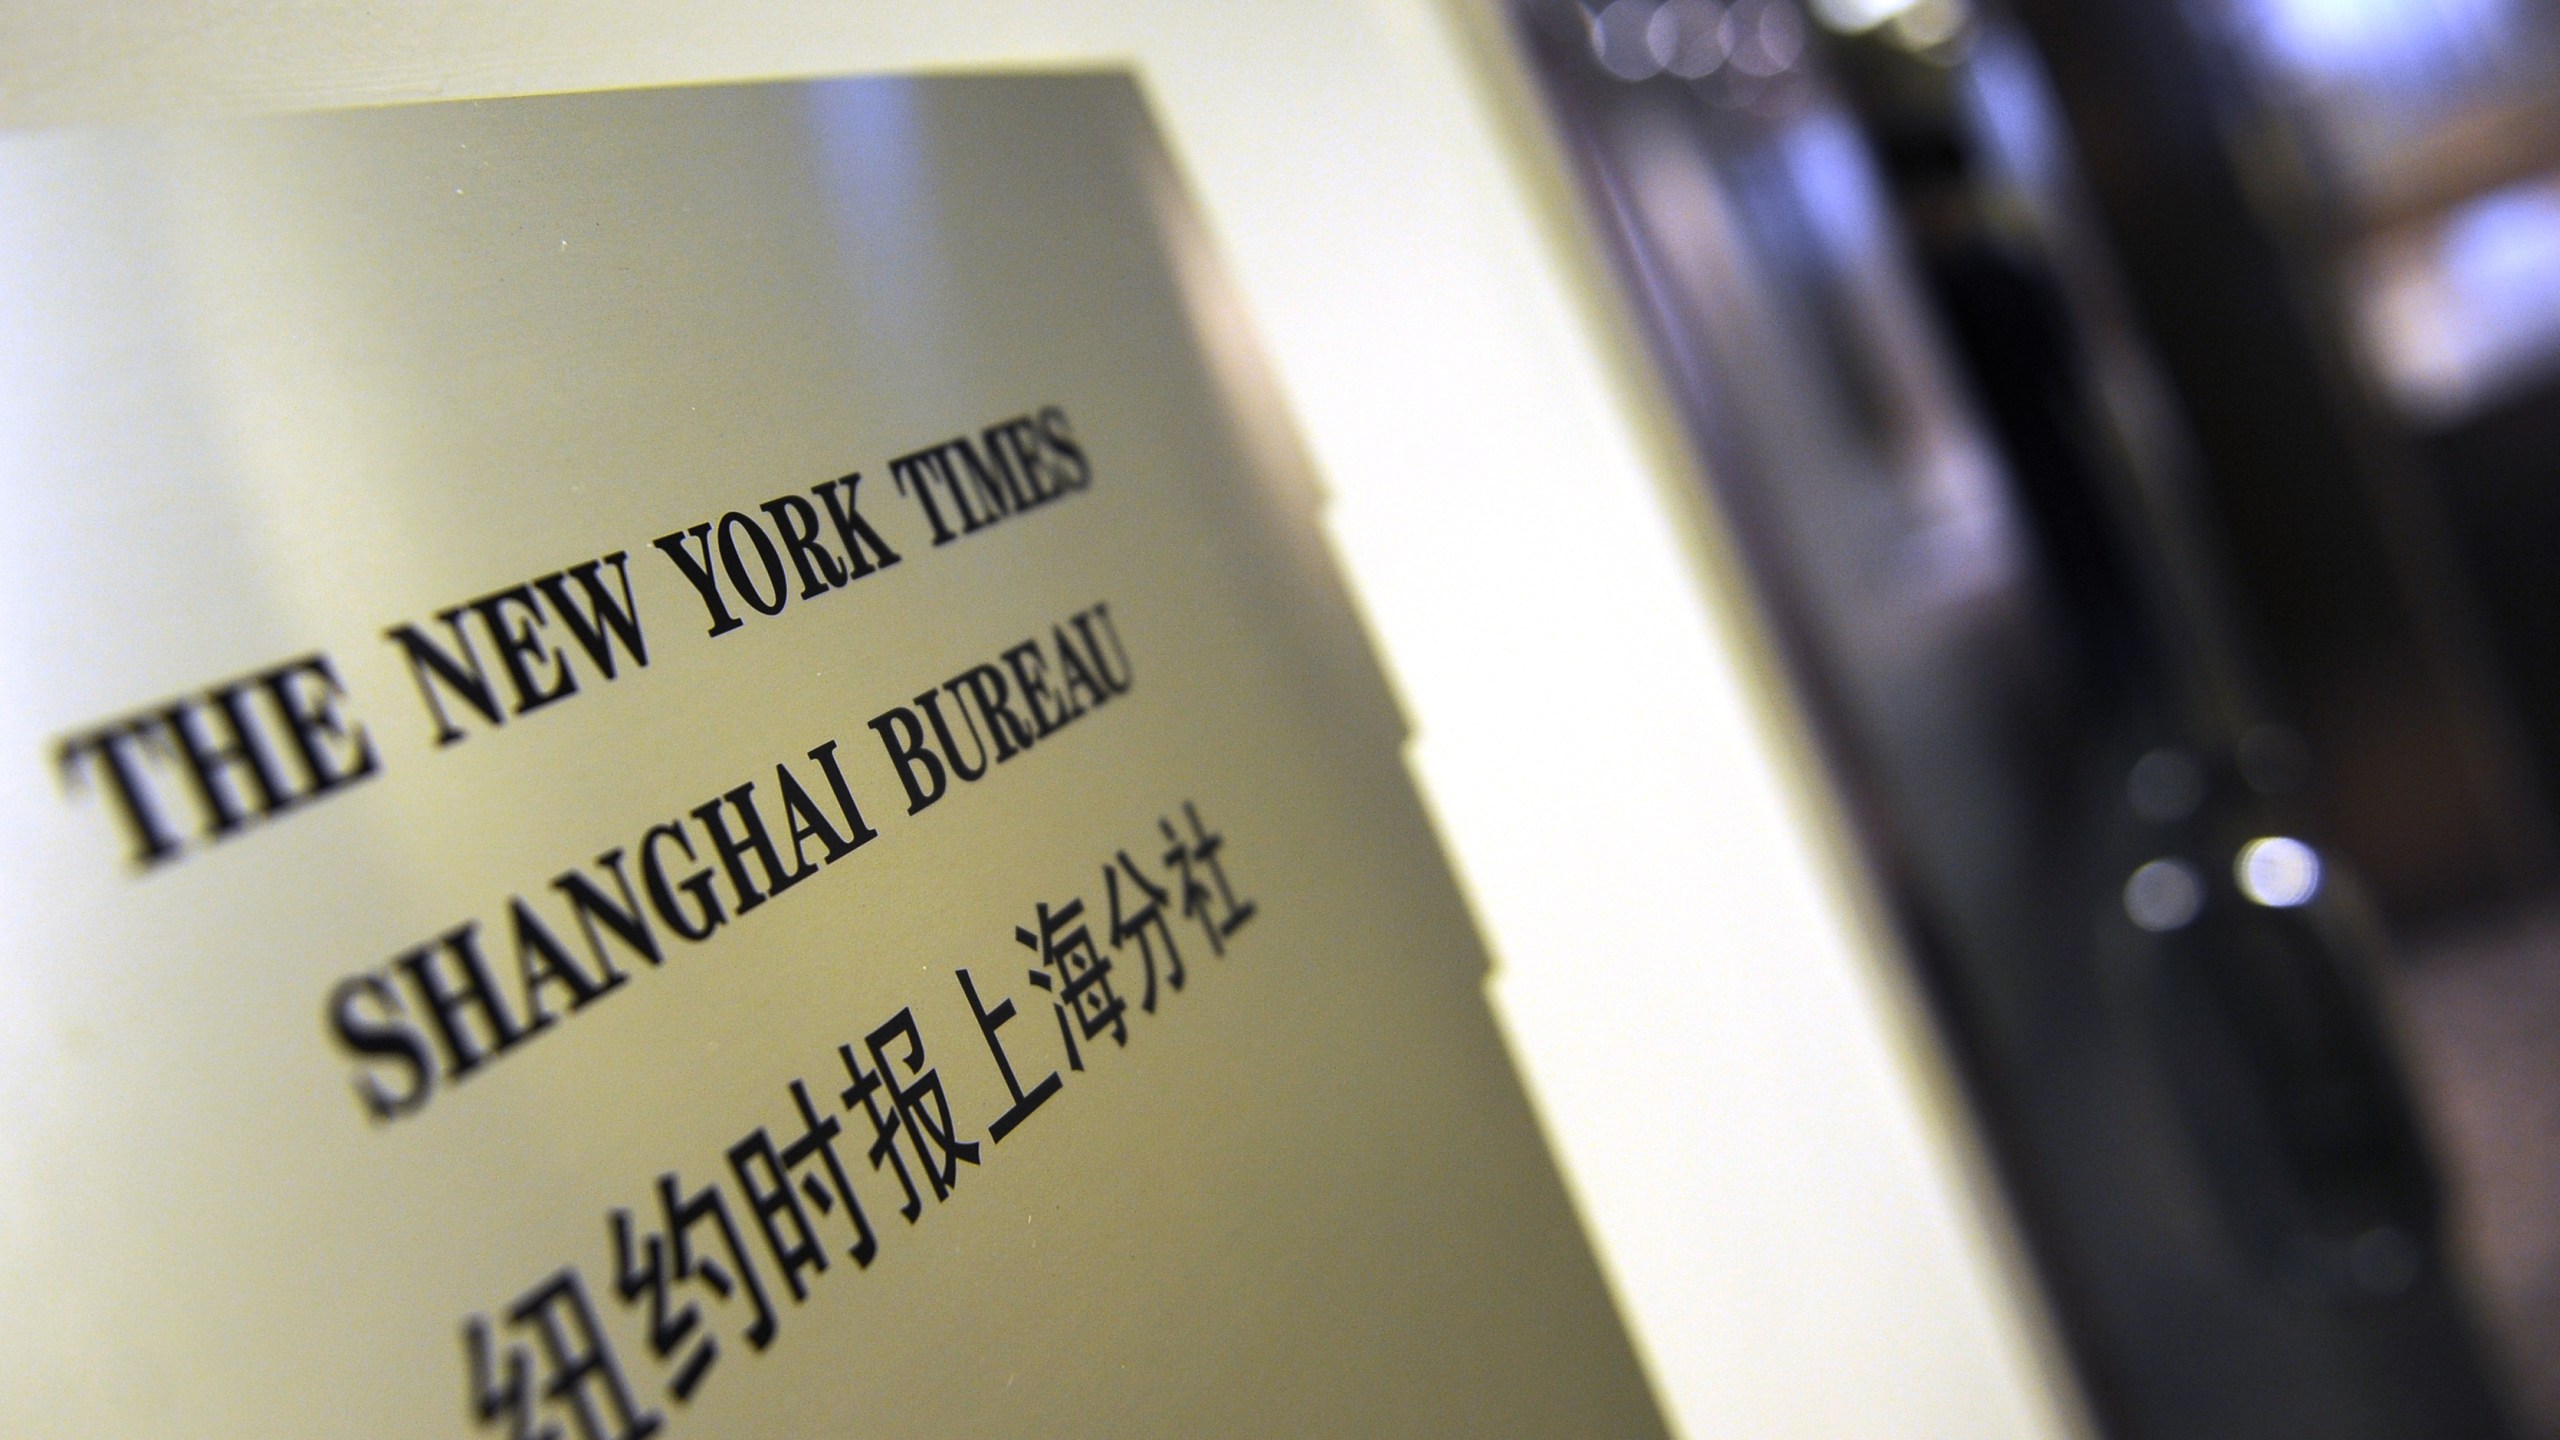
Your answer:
[0,74,1666,1438]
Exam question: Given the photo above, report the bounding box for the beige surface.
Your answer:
[0,7,2086,1439]
[0,76,1667,1437]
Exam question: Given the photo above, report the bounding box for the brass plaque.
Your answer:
[0,74,1665,1437]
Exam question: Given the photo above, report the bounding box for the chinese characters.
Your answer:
[461,798,1258,1438]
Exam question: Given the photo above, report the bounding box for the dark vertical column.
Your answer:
[2003,0,2550,919]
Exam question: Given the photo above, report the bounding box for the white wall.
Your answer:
[0,5,2082,1435]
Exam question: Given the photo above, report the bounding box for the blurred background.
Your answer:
[10,0,2560,1435]
[1504,0,2560,1433]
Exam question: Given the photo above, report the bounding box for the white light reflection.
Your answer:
[1649,0,1731,78]
[2356,173,2560,420]
[1811,0,1921,29]
[1597,0,1809,80]
[1593,0,1666,80]
[2125,858,2206,931]
[2237,836,2323,907]
[1888,0,1972,50]
[1727,0,1808,76]
[1811,0,1972,48]
[2246,0,2517,84]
